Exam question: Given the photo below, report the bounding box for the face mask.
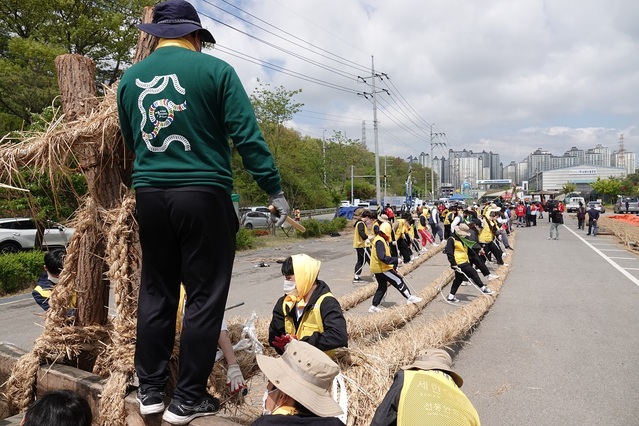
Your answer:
[283,279,296,294]
[262,387,279,415]
[48,274,60,284]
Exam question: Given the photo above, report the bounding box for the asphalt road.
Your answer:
[1,214,638,425]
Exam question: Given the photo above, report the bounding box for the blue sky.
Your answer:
[194,0,639,165]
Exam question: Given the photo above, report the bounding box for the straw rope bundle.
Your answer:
[93,192,140,426]
[599,216,639,249]
[5,198,111,412]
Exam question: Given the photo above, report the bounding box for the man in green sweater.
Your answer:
[116,1,289,424]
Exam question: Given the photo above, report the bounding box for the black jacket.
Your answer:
[268,280,348,355]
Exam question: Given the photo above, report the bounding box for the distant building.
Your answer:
[527,165,627,193]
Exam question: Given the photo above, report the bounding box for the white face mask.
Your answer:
[48,274,60,284]
[262,387,279,415]
[283,279,296,294]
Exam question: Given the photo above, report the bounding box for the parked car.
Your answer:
[613,197,639,213]
[0,218,75,253]
[566,197,585,213]
[240,211,271,229]
[587,201,605,214]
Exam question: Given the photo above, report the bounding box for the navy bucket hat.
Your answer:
[137,0,216,43]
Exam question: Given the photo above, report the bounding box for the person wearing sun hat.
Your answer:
[252,340,344,425]
[477,203,507,266]
[371,348,480,425]
[117,1,289,423]
[444,223,494,302]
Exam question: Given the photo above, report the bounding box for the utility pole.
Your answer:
[429,124,446,200]
[322,129,327,185]
[358,56,389,213]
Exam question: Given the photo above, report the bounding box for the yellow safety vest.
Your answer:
[452,238,470,265]
[370,235,393,274]
[444,211,455,225]
[398,370,480,425]
[33,284,77,309]
[353,220,368,248]
[478,218,495,243]
[417,211,429,230]
[283,292,335,357]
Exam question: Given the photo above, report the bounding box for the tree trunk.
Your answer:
[133,6,157,64]
[54,54,99,122]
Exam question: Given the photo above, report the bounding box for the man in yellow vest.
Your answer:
[268,254,347,357]
[352,210,373,283]
[478,205,507,266]
[371,348,480,425]
[369,222,422,313]
[444,223,494,302]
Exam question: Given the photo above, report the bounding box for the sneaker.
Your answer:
[446,295,459,302]
[406,295,422,304]
[136,389,165,415]
[368,305,383,313]
[481,286,494,295]
[162,395,220,425]
[487,274,499,281]
[554,237,559,240]
[353,276,363,283]
[460,280,469,286]
[547,237,553,240]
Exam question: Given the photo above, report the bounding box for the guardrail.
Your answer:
[300,207,337,218]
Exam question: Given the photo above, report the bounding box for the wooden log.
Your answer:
[133,6,158,64]
[54,54,99,122]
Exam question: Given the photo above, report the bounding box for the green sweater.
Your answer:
[117,46,281,195]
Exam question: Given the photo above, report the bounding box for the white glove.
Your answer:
[269,191,290,227]
[226,364,245,394]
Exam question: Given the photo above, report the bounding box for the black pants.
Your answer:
[444,224,452,239]
[480,241,504,265]
[429,223,444,242]
[354,247,370,275]
[372,270,411,306]
[470,248,490,276]
[135,187,238,404]
[397,238,412,263]
[451,263,484,296]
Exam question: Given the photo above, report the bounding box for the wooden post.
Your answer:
[133,6,157,64]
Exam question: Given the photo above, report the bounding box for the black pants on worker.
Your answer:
[372,269,411,306]
[480,241,505,265]
[451,263,484,296]
[397,238,412,263]
[135,187,238,404]
[354,247,371,276]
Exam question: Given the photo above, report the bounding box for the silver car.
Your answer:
[240,211,271,229]
[0,218,75,253]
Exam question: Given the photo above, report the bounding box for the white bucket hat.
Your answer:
[256,340,343,417]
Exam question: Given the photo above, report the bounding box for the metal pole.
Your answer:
[351,165,354,206]
[430,125,435,201]
[322,129,327,185]
[372,56,382,210]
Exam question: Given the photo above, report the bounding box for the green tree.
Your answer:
[250,79,303,160]
[0,0,151,131]
[562,182,576,195]
[590,177,621,203]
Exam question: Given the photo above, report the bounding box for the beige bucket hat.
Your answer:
[256,340,343,417]
[401,348,464,387]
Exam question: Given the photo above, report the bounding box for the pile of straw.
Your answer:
[599,216,639,249]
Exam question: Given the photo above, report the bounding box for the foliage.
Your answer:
[0,0,151,132]
[0,250,43,295]
[235,228,255,250]
[298,216,348,239]
[590,177,622,203]
[562,182,576,195]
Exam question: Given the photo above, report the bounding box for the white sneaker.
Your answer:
[460,280,469,286]
[368,305,383,313]
[446,295,459,302]
[487,274,499,281]
[481,286,494,295]
[406,295,422,304]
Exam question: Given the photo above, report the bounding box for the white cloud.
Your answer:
[196,0,639,165]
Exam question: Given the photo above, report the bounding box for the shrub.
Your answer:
[299,216,348,238]
[0,250,43,295]
[236,228,255,250]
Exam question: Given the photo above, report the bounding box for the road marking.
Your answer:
[608,257,636,260]
[564,225,639,288]
[624,268,639,271]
